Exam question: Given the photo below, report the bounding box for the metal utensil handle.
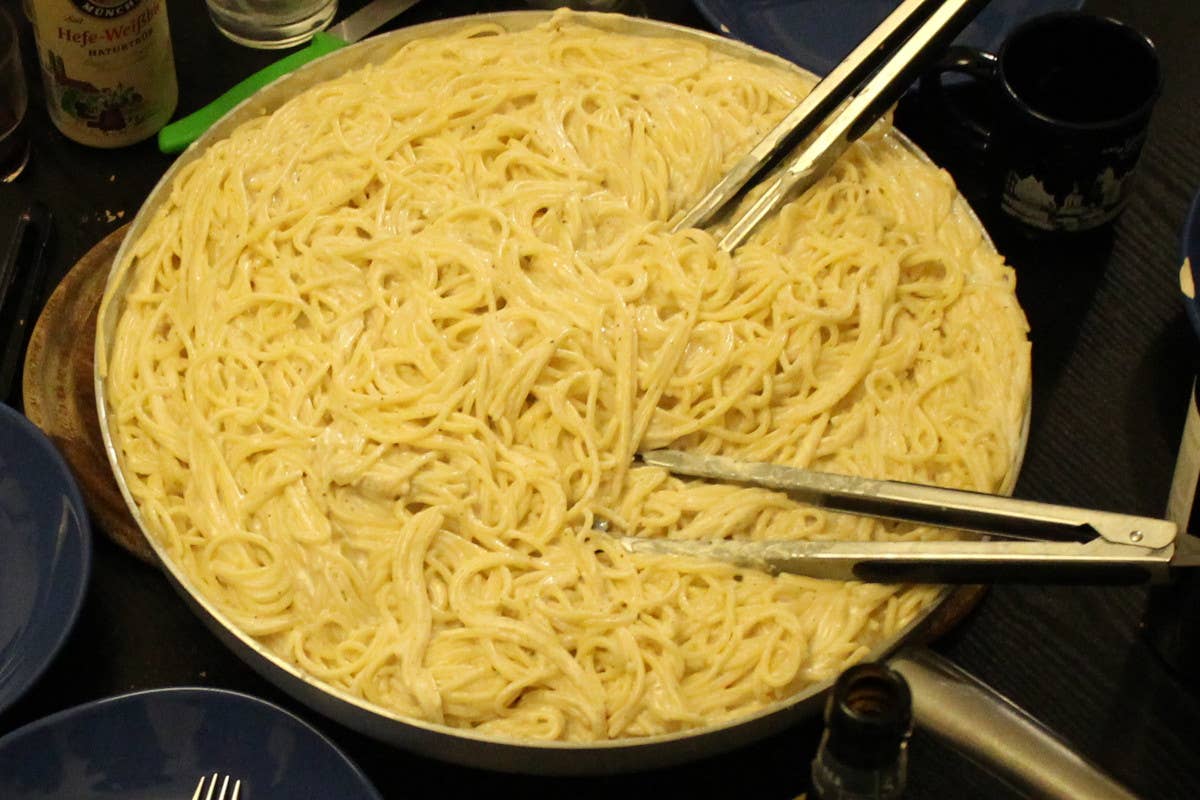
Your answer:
[620,536,1173,584]
[328,0,423,43]
[0,203,53,400]
[671,0,944,232]
[891,648,1139,800]
[641,450,1177,550]
[715,0,991,252]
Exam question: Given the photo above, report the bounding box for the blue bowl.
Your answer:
[1180,190,1200,342]
[0,687,383,799]
[0,402,92,716]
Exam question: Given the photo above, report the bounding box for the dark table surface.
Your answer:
[2,0,1200,797]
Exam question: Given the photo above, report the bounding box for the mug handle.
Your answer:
[918,45,1000,154]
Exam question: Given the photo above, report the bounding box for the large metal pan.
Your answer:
[93,10,1120,795]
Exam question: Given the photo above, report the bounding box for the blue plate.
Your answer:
[0,402,91,716]
[0,687,383,799]
[1181,190,1200,342]
[691,0,1085,76]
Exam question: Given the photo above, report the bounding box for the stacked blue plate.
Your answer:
[0,402,91,716]
[0,687,382,799]
[1180,191,1200,340]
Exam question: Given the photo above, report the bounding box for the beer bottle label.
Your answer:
[27,0,178,148]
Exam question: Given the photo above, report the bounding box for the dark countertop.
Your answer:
[2,1,1199,797]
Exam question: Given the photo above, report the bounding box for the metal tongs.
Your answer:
[620,450,1200,584]
[678,0,992,251]
[630,5,1200,583]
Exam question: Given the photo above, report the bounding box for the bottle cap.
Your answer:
[822,662,913,770]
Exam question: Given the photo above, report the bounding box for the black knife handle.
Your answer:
[0,203,54,403]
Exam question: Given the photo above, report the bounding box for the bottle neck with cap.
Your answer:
[811,662,913,800]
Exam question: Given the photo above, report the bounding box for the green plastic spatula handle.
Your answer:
[157,31,348,154]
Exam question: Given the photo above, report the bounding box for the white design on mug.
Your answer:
[1001,167,1128,232]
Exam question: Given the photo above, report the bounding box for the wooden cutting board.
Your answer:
[22,224,157,564]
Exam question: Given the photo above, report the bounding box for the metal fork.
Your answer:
[192,774,241,800]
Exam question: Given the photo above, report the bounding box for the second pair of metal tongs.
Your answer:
[680,0,992,251]
[620,450,1200,584]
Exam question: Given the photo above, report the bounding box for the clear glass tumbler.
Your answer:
[205,0,338,50]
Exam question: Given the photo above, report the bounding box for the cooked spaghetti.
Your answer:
[99,13,1030,741]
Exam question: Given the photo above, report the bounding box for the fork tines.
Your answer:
[193,773,242,800]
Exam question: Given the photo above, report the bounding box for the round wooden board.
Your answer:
[921,584,987,643]
[22,224,157,564]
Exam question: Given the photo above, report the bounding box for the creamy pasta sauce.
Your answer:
[100,14,1030,741]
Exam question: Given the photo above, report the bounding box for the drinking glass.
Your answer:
[0,6,29,183]
[205,0,338,50]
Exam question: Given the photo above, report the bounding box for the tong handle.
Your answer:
[672,0,945,232]
[620,536,1173,584]
[640,450,1177,550]
[711,0,992,252]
